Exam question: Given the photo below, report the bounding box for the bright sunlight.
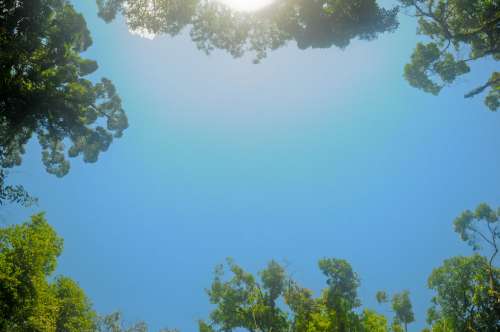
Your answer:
[216,0,275,12]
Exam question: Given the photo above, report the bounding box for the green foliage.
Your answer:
[453,203,499,252]
[376,290,388,304]
[200,257,377,332]
[0,213,95,331]
[426,255,500,332]
[360,309,389,332]
[202,258,289,332]
[97,0,399,63]
[391,291,415,332]
[53,277,97,332]
[453,203,500,301]
[0,0,128,205]
[400,0,500,110]
[0,214,173,332]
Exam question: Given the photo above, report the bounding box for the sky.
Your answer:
[3,1,500,331]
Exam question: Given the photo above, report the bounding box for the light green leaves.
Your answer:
[0,214,95,332]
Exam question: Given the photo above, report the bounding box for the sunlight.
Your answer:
[216,0,275,12]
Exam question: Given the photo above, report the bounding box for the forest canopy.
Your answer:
[97,0,499,110]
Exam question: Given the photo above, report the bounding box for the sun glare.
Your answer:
[216,0,275,12]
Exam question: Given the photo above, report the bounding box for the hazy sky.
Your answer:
[4,1,500,331]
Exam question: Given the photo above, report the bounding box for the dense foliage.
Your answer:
[97,0,399,63]
[0,213,94,331]
[0,0,128,205]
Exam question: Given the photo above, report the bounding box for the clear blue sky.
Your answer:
[3,1,500,331]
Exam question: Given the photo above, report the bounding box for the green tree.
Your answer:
[199,257,383,332]
[0,0,128,205]
[360,309,389,332]
[0,213,96,331]
[400,0,500,110]
[426,255,500,332]
[319,257,362,332]
[376,290,388,304]
[453,203,499,300]
[53,277,97,332]
[97,0,399,63]
[391,291,414,332]
[200,259,289,332]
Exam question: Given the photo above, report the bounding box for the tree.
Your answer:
[426,255,500,332]
[200,259,289,332]
[0,214,172,332]
[453,203,499,300]
[0,213,95,331]
[375,290,388,304]
[391,291,414,332]
[97,0,399,63]
[53,277,97,332]
[199,257,387,332]
[0,168,36,207]
[0,0,128,205]
[319,257,362,332]
[360,309,389,332]
[400,0,499,110]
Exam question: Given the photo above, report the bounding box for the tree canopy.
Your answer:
[198,257,390,332]
[426,255,500,332]
[97,0,399,63]
[1,208,499,331]
[0,213,95,331]
[400,0,500,111]
[0,0,128,205]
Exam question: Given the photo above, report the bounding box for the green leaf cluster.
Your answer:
[400,0,499,110]
[0,213,95,331]
[97,0,399,63]
[0,0,128,205]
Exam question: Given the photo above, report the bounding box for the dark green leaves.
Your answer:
[0,0,128,203]
[400,0,499,110]
[97,0,399,63]
[404,42,470,95]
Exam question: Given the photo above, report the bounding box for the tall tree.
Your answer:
[0,0,128,205]
[0,213,96,331]
[391,291,414,332]
[0,214,171,332]
[97,0,399,63]
[400,0,500,110]
[453,203,499,301]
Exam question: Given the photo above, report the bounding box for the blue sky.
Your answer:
[3,1,500,331]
